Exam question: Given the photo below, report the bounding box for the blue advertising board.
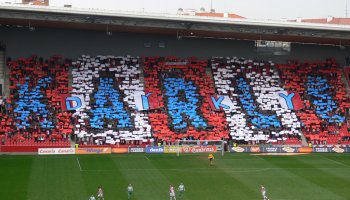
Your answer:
[146,146,164,153]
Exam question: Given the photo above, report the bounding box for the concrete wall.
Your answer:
[1,26,349,64]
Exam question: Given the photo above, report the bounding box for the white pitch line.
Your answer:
[320,155,350,167]
[144,155,150,161]
[79,167,350,173]
[81,168,271,173]
[76,157,82,172]
[251,154,264,160]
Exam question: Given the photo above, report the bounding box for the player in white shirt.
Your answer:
[89,195,96,200]
[127,184,134,200]
[261,185,268,200]
[178,183,185,199]
[97,186,104,200]
[169,185,176,200]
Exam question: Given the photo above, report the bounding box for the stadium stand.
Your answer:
[0,112,13,138]
[143,56,229,143]
[277,59,350,145]
[211,57,302,144]
[2,55,71,146]
[0,55,348,147]
[71,55,151,145]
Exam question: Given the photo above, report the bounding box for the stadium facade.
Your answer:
[0,3,349,152]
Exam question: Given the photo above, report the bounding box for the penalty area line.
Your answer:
[76,157,82,171]
[144,155,150,161]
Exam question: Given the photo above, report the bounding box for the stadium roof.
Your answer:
[194,12,245,19]
[289,17,350,26]
[1,3,350,46]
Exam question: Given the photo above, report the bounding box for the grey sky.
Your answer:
[3,0,350,20]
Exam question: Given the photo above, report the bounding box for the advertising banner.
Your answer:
[311,145,349,153]
[313,147,330,153]
[180,145,217,153]
[263,147,281,153]
[229,146,313,153]
[298,147,313,153]
[128,147,145,153]
[228,145,350,153]
[146,146,164,153]
[76,147,111,155]
[112,147,128,154]
[330,146,346,153]
[312,145,348,148]
[38,148,75,155]
[250,146,261,153]
[229,146,249,153]
[281,146,298,153]
[164,146,181,154]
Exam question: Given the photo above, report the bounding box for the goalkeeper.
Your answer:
[208,153,214,166]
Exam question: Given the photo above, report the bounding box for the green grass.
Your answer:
[1,153,350,200]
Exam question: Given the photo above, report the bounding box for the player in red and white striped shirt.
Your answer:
[169,185,176,200]
[97,186,104,200]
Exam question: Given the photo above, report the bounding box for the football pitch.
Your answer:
[1,153,350,200]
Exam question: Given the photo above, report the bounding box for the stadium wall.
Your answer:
[0,26,350,64]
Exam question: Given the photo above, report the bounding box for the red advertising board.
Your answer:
[250,146,261,153]
[111,147,128,154]
[180,145,217,153]
[298,147,313,153]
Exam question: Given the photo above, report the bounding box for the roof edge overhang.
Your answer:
[1,4,350,46]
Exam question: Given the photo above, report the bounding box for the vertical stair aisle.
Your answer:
[0,49,8,97]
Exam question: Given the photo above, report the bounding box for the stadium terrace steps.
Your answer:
[0,50,8,97]
[0,51,4,78]
[68,65,73,87]
[341,69,350,97]
[300,134,308,146]
[70,139,75,148]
